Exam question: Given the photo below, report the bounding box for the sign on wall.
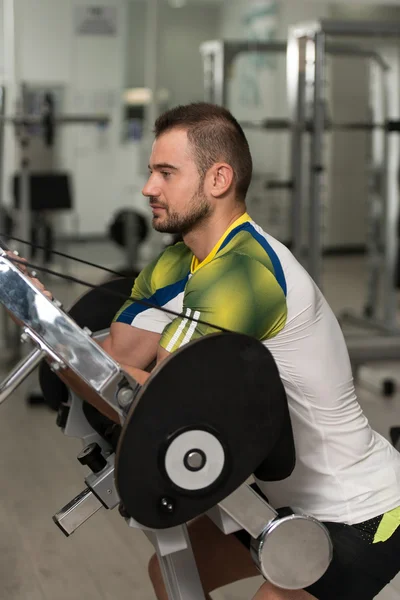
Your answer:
[238,0,279,108]
[75,6,118,36]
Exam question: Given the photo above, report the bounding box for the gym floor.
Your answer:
[0,242,400,600]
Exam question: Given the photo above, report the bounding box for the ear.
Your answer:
[205,163,234,198]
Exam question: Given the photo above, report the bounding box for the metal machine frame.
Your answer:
[200,39,386,108]
[288,20,400,334]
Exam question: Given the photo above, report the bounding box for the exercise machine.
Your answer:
[108,208,149,277]
[0,242,332,598]
[287,20,400,335]
[0,90,110,364]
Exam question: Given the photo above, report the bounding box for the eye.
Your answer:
[161,171,171,179]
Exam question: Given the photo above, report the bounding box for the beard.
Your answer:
[151,186,212,235]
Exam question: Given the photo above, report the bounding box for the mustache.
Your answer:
[149,198,167,209]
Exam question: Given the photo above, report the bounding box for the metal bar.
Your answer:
[202,47,215,103]
[200,40,287,57]
[53,488,103,537]
[0,347,45,405]
[325,43,389,70]
[319,19,400,38]
[214,42,226,106]
[382,61,399,329]
[0,87,5,239]
[240,119,400,132]
[146,527,206,600]
[240,119,291,130]
[0,114,109,126]
[125,212,139,271]
[308,31,326,286]
[287,32,307,262]
[346,334,400,367]
[200,39,388,65]
[333,121,395,131]
[145,0,159,132]
[18,125,31,264]
[340,312,400,335]
[85,460,120,510]
[363,60,383,321]
[218,483,277,539]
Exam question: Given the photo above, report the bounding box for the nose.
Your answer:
[142,175,161,198]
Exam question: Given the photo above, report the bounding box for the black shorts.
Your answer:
[233,488,400,600]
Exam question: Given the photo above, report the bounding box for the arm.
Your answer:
[54,323,161,422]
[101,322,161,375]
[118,344,170,386]
[101,322,165,387]
[101,254,175,388]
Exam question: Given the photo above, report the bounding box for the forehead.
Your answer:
[150,128,193,164]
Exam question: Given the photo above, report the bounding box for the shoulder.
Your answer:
[183,252,287,340]
[148,242,192,291]
[221,224,287,296]
[153,241,192,273]
[189,251,284,294]
[157,241,191,264]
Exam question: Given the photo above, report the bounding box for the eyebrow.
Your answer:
[148,163,179,171]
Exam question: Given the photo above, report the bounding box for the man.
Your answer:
[18,103,400,599]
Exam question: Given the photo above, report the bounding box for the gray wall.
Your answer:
[126,0,221,105]
[126,0,146,89]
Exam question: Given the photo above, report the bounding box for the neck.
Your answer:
[183,204,246,263]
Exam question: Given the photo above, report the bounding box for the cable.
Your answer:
[0,232,126,277]
[5,255,232,335]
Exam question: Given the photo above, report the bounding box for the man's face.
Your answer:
[142,128,211,234]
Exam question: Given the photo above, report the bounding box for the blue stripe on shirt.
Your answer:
[116,273,190,324]
[218,222,287,296]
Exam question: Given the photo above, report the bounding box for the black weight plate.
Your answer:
[109,209,148,247]
[39,277,134,410]
[115,332,288,529]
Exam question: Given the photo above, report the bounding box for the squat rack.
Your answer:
[200,39,387,108]
[288,20,400,334]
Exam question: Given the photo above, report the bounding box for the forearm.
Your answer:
[119,363,151,386]
[58,343,151,422]
[54,363,150,423]
[96,337,151,387]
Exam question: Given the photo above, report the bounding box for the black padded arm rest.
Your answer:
[82,402,122,451]
[253,392,296,482]
[39,277,135,412]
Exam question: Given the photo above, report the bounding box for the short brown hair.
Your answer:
[154,103,253,202]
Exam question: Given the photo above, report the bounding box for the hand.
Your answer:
[30,275,53,300]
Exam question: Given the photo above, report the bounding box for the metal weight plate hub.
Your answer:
[164,428,225,491]
[251,515,333,590]
[115,332,288,529]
